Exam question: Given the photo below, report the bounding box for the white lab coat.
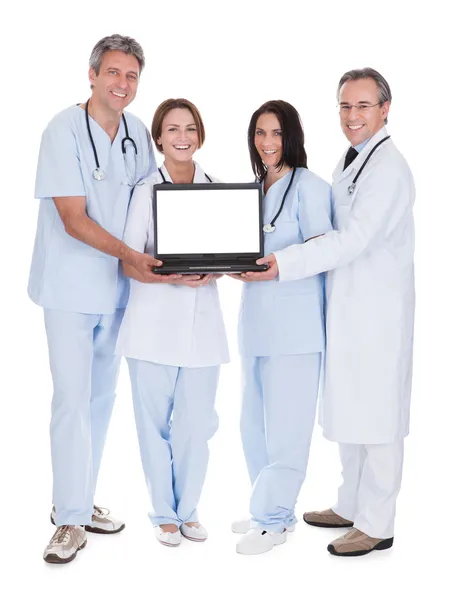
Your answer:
[274,127,415,444]
[116,162,229,368]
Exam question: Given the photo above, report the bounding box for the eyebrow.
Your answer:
[165,123,196,127]
[105,66,139,76]
[256,128,282,132]
[339,100,372,105]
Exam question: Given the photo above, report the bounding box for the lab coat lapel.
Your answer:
[160,161,207,183]
[333,126,389,184]
[159,163,173,182]
[193,162,208,183]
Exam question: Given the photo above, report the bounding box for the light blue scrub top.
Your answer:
[354,138,371,152]
[28,105,156,314]
[238,167,332,357]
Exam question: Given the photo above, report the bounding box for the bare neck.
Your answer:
[264,164,292,193]
[164,158,195,184]
[84,96,122,142]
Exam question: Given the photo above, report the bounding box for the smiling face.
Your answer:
[339,78,390,146]
[89,50,140,113]
[254,112,283,169]
[157,108,199,162]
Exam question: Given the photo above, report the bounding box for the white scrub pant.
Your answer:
[241,354,321,533]
[44,309,124,526]
[332,441,404,539]
[127,359,220,528]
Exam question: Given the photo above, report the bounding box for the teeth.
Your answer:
[348,125,363,130]
[174,145,190,150]
[263,150,277,154]
[112,91,127,98]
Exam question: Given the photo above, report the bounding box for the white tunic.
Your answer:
[116,163,230,368]
[274,127,415,444]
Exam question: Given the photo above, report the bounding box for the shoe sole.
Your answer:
[232,525,295,534]
[303,516,354,528]
[181,533,207,542]
[50,515,125,535]
[158,540,181,547]
[43,540,87,564]
[327,537,394,557]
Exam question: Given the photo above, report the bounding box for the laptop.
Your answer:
[152,183,269,274]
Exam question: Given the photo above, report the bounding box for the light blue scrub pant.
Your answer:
[127,359,220,527]
[241,353,321,533]
[44,309,124,526]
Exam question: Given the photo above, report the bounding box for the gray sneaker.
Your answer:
[43,525,87,564]
[51,505,125,534]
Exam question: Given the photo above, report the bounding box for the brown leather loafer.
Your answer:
[303,508,354,528]
[327,528,394,557]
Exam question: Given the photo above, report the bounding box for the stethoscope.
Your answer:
[347,136,391,195]
[262,167,297,233]
[158,167,212,183]
[85,99,138,184]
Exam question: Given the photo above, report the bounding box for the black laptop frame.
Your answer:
[152,182,264,264]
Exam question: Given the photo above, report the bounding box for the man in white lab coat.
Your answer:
[240,68,415,556]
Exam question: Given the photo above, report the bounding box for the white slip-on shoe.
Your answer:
[180,523,208,542]
[236,528,287,555]
[231,518,295,534]
[43,525,87,564]
[51,505,125,534]
[155,526,182,547]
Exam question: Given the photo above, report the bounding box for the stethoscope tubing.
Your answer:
[348,136,391,195]
[262,167,297,232]
[85,99,138,176]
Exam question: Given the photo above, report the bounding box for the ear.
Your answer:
[381,101,391,121]
[89,67,97,86]
[156,136,162,148]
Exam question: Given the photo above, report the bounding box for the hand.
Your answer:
[130,252,182,283]
[227,273,246,281]
[237,254,279,281]
[174,274,215,288]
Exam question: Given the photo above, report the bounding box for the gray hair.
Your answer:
[89,34,145,75]
[337,68,392,124]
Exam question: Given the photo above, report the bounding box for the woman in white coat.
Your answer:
[231,100,333,555]
[117,98,229,547]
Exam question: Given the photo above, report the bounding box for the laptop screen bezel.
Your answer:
[152,182,264,260]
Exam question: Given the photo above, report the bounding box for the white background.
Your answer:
[2,0,457,598]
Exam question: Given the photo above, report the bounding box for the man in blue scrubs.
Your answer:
[28,34,163,564]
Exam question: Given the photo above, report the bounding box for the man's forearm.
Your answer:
[65,214,137,265]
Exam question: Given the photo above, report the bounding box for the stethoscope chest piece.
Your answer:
[347,183,356,195]
[93,168,106,181]
[262,167,297,235]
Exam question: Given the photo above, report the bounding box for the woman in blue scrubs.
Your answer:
[232,100,333,555]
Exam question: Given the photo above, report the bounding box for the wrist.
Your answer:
[121,246,139,267]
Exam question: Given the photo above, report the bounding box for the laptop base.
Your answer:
[153,264,268,274]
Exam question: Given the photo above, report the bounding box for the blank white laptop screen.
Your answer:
[155,188,261,255]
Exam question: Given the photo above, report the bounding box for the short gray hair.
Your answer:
[89,34,145,75]
[337,68,392,124]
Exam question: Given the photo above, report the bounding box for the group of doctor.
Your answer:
[28,34,415,564]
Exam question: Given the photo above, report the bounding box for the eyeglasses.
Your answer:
[338,103,381,114]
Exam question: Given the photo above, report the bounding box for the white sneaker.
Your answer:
[180,522,208,542]
[236,528,287,555]
[231,518,295,534]
[155,526,182,547]
[51,505,125,534]
[43,525,87,564]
